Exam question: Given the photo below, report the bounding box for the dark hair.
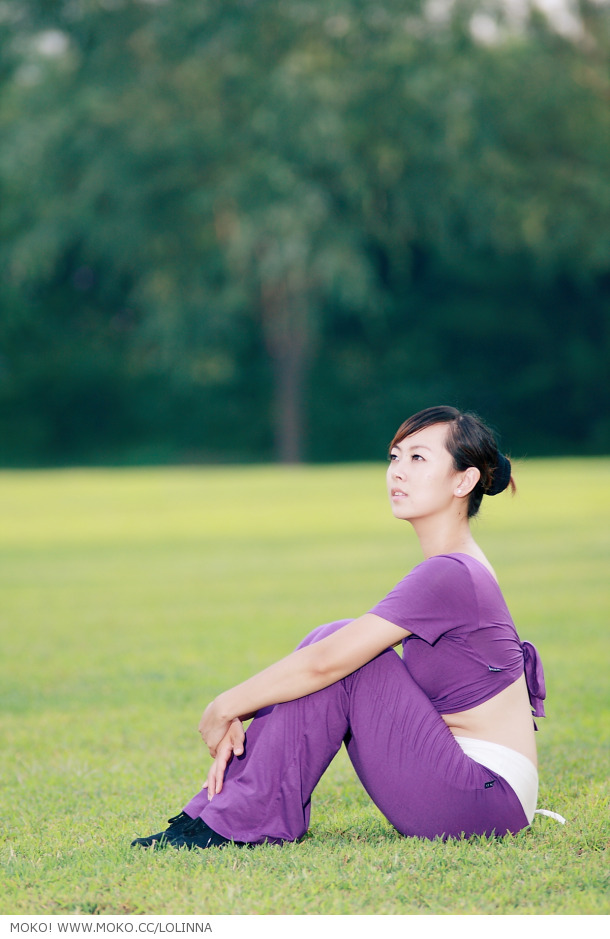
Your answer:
[390,406,515,518]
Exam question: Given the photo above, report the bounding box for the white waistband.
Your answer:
[454,736,539,824]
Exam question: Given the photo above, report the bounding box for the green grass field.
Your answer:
[0,459,608,915]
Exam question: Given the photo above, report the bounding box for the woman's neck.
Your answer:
[413,516,479,561]
[413,519,496,578]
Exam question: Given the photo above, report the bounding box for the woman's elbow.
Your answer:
[306,649,349,687]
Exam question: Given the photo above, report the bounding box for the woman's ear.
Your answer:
[455,466,480,497]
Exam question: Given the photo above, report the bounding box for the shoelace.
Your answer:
[167,813,189,826]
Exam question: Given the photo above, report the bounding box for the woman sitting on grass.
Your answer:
[132,405,546,850]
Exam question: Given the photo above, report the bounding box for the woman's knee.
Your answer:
[295,619,353,649]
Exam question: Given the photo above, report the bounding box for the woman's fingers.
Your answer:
[206,739,234,799]
[205,762,218,799]
[202,720,245,801]
[229,718,245,755]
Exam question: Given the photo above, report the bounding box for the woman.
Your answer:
[131,406,546,849]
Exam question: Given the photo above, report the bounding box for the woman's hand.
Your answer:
[198,697,233,756]
[202,718,245,800]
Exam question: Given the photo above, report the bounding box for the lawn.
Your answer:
[0,459,608,915]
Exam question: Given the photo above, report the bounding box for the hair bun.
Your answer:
[487,453,512,496]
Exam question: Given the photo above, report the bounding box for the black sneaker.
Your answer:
[166,816,237,851]
[131,811,195,848]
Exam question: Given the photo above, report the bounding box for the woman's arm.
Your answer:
[199,613,408,754]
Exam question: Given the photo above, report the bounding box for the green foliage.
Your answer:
[1,2,610,463]
[0,459,608,914]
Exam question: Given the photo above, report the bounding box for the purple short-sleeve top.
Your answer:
[368,553,545,720]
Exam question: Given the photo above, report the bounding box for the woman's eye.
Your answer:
[411,453,423,461]
[388,453,398,462]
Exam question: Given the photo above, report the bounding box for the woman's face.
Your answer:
[386,422,462,522]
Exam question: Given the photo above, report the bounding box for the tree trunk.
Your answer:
[260,277,311,464]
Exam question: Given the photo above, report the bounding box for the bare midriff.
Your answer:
[442,674,538,767]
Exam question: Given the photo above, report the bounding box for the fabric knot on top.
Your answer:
[521,640,546,726]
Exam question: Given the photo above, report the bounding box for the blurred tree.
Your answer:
[1,0,609,464]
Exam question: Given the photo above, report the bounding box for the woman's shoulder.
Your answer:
[370,554,480,640]
[410,553,507,611]
[411,552,483,581]
[423,552,498,585]
[397,553,481,606]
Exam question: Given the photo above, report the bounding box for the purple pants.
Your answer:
[184,621,528,842]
